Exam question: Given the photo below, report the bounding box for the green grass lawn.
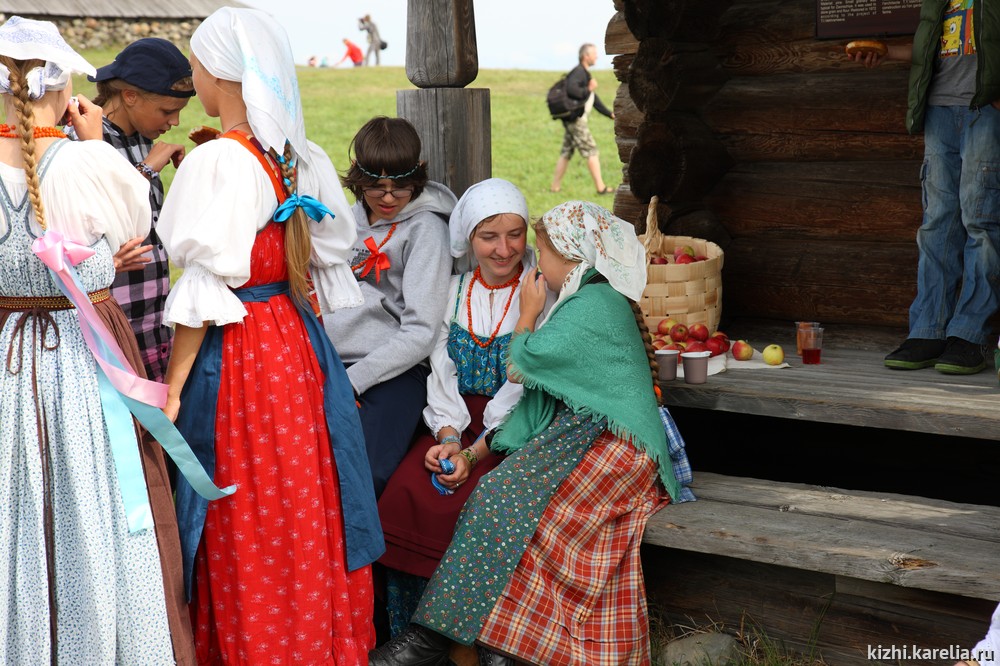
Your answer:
[71,54,619,218]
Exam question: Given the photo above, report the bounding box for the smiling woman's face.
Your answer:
[470,213,527,284]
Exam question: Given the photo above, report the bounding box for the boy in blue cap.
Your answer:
[74,37,197,666]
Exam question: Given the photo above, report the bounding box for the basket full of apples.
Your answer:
[639,196,724,334]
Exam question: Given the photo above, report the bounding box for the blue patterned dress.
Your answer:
[0,142,173,664]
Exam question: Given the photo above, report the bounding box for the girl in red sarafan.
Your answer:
[158,7,383,665]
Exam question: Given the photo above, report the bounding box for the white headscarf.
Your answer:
[191,8,308,165]
[538,200,647,304]
[449,178,532,273]
[0,16,95,99]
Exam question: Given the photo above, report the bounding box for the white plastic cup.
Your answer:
[681,351,712,384]
[655,349,680,381]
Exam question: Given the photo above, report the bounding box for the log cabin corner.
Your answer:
[603,0,999,663]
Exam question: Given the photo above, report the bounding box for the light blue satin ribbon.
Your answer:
[272,193,334,223]
[48,262,237,534]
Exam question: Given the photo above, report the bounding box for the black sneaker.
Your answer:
[934,337,987,375]
[884,338,946,370]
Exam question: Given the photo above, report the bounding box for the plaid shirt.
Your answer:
[100,118,172,383]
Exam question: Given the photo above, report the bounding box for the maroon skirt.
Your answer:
[99,299,195,666]
[377,394,505,579]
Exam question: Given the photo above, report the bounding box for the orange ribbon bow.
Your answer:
[358,236,391,283]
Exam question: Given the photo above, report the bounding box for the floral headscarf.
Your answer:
[538,200,647,305]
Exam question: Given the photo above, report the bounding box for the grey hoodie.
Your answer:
[323,181,456,395]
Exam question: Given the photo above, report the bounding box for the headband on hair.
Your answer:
[354,161,420,180]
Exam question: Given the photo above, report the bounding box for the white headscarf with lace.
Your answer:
[449,178,533,273]
[191,7,309,166]
[0,16,95,99]
[538,200,647,306]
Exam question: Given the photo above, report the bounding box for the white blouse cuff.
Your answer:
[163,264,248,328]
[424,411,472,439]
[313,262,364,313]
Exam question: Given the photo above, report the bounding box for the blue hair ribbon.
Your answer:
[273,193,335,223]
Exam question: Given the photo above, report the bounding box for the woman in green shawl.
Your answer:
[369,201,692,666]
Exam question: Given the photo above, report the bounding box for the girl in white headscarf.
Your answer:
[375,179,553,648]
[0,16,181,665]
[371,201,692,666]
[157,7,381,664]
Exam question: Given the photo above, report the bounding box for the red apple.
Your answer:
[657,318,678,336]
[652,339,667,350]
[669,323,689,343]
[649,256,668,265]
[705,336,727,357]
[731,340,754,361]
[675,254,695,265]
[711,331,730,352]
[663,342,685,352]
[684,340,708,354]
[688,323,710,342]
[673,245,696,259]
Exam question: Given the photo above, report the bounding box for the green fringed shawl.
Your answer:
[492,271,681,500]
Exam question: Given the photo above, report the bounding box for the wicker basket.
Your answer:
[639,197,724,333]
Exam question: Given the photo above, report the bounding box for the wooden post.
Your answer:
[397,88,491,198]
[399,0,491,198]
[405,0,478,88]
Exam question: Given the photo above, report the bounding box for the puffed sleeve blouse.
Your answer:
[158,137,361,328]
[0,139,151,249]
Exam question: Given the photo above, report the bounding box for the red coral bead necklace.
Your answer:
[0,124,66,139]
[467,265,520,349]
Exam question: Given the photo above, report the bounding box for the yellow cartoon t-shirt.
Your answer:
[929,0,977,105]
[940,0,975,57]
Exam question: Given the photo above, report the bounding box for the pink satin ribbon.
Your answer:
[32,231,168,407]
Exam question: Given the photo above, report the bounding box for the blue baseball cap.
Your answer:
[88,38,194,98]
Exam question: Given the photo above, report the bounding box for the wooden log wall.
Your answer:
[607,0,922,328]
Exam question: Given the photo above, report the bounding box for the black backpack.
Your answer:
[546,76,583,120]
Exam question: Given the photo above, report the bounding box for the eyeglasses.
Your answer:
[363,187,415,200]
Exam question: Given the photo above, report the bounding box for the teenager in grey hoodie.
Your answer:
[324,117,456,498]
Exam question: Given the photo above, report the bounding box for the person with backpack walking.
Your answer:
[549,43,615,196]
[359,14,384,66]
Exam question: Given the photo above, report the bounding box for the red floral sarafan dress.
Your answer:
[192,221,374,665]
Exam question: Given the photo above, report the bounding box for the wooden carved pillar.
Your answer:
[398,0,490,198]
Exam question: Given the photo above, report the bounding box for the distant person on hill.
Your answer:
[550,43,615,196]
[359,14,383,66]
[337,38,364,67]
[849,0,1000,375]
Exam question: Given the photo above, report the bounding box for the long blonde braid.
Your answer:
[1,56,47,231]
[268,141,312,307]
[629,299,663,406]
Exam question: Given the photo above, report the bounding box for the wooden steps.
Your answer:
[642,473,1000,665]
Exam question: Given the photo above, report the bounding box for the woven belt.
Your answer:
[0,288,111,311]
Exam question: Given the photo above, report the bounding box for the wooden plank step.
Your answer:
[646,473,1000,601]
[658,343,1000,441]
